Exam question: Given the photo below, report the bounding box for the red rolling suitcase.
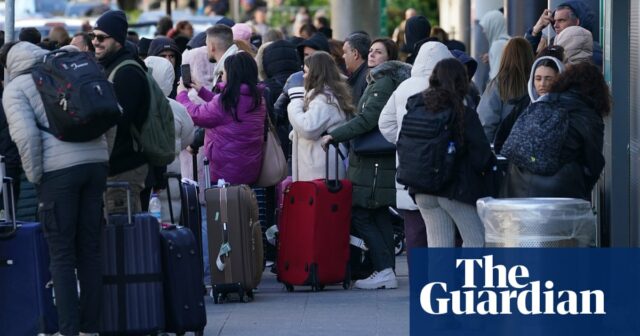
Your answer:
[277,144,352,291]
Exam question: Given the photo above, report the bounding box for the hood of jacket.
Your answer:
[181,46,216,90]
[263,39,301,79]
[554,26,593,64]
[479,10,509,44]
[144,56,175,97]
[6,42,48,82]
[528,56,565,102]
[411,41,454,78]
[296,33,330,62]
[368,60,412,85]
[558,0,596,35]
[148,37,182,68]
[451,49,477,80]
[403,15,431,53]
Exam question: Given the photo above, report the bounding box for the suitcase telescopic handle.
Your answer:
[163,172,184,226]
[203,158,211,189]
[324,142,343,192]
[0,176,17,238]
[105,181,132,225]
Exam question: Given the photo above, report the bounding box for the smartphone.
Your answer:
[180,64,192,88]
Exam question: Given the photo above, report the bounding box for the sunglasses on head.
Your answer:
[89,33,111,43]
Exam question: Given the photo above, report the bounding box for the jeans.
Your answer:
[37,163,108,335]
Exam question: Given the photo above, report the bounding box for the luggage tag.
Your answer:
[350,235,368,251]
[216,242,231,271]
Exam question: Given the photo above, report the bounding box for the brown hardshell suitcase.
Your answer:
[204,159,263,303]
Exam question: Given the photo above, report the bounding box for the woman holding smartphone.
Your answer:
[176,52,266,185]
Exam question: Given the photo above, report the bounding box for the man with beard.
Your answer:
[92,10,151,212]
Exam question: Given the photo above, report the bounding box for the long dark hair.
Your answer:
[220,52,262,121]
[549,62,612,117]
[423,58,469,144]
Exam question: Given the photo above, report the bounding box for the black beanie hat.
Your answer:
[94,10,128,46]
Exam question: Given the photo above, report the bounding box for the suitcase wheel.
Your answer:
[394,232,406,256]
[285,284,294,292]
[343,263,352,290]
[212,289,225,304]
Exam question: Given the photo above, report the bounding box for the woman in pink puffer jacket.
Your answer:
[177,52,266,184]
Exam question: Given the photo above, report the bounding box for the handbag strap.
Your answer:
[262,113,275,142]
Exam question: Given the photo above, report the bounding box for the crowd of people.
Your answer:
[0,1,611,334]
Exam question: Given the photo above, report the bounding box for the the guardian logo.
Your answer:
[420,255,606,316]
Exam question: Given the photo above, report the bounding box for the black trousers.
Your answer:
[37,162,108,335]
[351,206,395,272]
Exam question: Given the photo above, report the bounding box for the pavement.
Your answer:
[201,255,410,336]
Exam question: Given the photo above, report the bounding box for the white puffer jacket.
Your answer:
[2,42,108,184]
[288,89,348,182]
[378,42,454,210]
[145,56,195,223]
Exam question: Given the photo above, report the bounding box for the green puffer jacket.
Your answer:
[329,61,412,209]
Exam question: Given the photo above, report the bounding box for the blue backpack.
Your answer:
[501,95,569,175]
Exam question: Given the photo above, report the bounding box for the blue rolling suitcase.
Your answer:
[0,176,58,335]
[101,182,164,335]
[0,222,59,335]
[162,173,207,335]
[160,226,207,335]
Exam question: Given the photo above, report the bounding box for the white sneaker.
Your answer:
[354,268,398,290]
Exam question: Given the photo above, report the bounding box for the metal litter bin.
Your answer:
[476,197,596,247]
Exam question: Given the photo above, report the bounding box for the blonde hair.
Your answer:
[234,39,256,57]
[255,41,273,81]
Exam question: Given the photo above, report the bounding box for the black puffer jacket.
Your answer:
[261,40,300,159]
[406,95,496,205]
[504,89,604,199]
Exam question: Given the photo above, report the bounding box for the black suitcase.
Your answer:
[0,176,58,335]
[165,172,203,256]
[160,226,207,334]
[161,173,207,334]
[101,182,164,335]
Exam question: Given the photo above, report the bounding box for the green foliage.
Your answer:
[269,0,330,32]
[266,0,438,38]
[386,0,439,36]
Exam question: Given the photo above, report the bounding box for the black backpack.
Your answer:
[31,49,121,142]
[501,94,569,175]
[396,95,456,193]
